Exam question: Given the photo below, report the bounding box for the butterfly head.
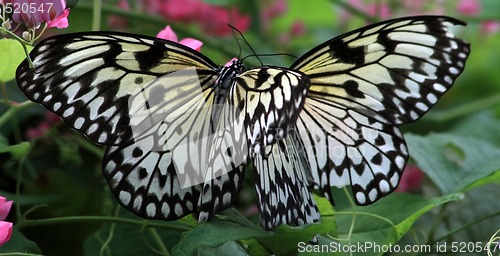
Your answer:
[216,58,244,90]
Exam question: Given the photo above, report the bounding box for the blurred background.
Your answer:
[1,0,499,255]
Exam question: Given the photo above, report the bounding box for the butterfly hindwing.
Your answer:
[233,67,311,154]
[197,66,311,223]
[253,131,320,229]
[292,16,470,205]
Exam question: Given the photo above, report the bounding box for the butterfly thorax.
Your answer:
[215,59,243,93]
[211,59,244,128]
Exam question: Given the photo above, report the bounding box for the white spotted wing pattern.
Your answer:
[16,16,469,230]
[292,16,469,205]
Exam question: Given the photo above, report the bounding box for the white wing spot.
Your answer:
[415,102,428,112]
[356,192,366,204]
[133,195,143,211]
[368,188,378,202]
[63,107,75,117]
[161,202,170,217]
[87,123,99,134]
[379,180,390,193]
[146,203,156,217]
[426,93,438,104]
[53,102,62,111]
[390,172,400,187]
[394,155,405,169]
[74,117,85,129]
[433,83,447,92]
[119,191,131,205]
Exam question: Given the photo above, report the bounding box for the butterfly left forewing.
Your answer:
[17,32,233,221]
[16,32,218,146]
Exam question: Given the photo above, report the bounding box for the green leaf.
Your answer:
[198,241,249,256]
[450,111,500,147]
[172,221,271,256]
[0,190,60,206]
[83,217,186,256]
[462,169,500,191]
[259,205,336,255]
[406,133,500,194]
[271,0,335,36]
[0,141,31,159]
[203,0,241,6]
[0,228,41,254]
[0,38,31,83]
[315,193,461,256]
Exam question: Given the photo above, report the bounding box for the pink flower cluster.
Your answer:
[5,0,70,29]
[396,165,424,193]
[25,111,61,140]
[157,25,203,51]
[0,196,13,246]
[140,0,250,36]
[343,0,498,34]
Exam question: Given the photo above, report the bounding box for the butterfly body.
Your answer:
[16,16,469,229]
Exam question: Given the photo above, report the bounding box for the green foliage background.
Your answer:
[1,0,499,255]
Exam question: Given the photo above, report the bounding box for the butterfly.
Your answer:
[16,16,470,230]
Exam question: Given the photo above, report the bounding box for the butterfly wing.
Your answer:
[16,32,218,145]
[253,131,320,230]
[291,16,470,205]
[16,32,230,220]
[196,66,312,226]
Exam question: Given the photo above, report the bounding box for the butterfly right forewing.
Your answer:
[291,16,470,205]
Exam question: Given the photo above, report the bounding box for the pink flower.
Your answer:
[290,20,305,36]
[10,0,69,29]
[396,165,424,193]
[262,0,287,28]
[457,0,480,16]
[159,0,201,23]
[46,8,70,28]
[366,2,391,19]
[341,0,391,21]
[481,20,500,34]
[224,58,238,67]
[157,25,203,52]
[107,0,130,29]
[197,6,250,36]
[25,111,61,140]
[151,0,250,36]
[0,196,13,246]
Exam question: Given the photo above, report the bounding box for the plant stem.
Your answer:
[329,0,377,22]
[0,100,34,127]
[148,228,170,256]
[15,216,191,232]
[429,210,500,244]
[427,92,500,122]
[92,0,102,31]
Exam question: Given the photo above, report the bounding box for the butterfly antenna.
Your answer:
[230,28,243,60]
[241,53,298,62]
[228,24,263,66]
